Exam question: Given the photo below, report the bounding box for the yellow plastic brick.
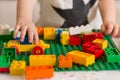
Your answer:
[44,27,55,40]
[67,50,95,67]
[10,60,26,75]
[30,55,56,66]
[93,39,107,49]
[60,31,70,45]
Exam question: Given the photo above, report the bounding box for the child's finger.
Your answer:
[28,30,33,43]
[20,26,27,42]
[111,24,119,37]
[101,24,106,34]
[14,25,20,38]
[117,26,120,37]
[105,23,114,35]
[34,32,39,44]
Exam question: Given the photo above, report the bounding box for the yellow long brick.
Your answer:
[30,55,56,66]
[67,50,95,67]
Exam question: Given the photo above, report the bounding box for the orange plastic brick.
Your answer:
[25,66,54,79]
[37,26,43,36]
[58,55,72,68]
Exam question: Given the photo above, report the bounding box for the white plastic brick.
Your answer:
[0,24,10,35]
[69,24,93,35]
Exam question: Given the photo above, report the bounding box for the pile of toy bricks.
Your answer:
[0,25,120,80]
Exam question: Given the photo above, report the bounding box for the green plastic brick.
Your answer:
[0,56,10,68]
[104,48,120,63]
[3,48,19,61]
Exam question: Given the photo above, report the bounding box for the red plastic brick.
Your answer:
[83,33,96,43]
[82,42,99,52]
[69,35,81,46]
[96,32,103,39]
[0,68,9,72]
[87,46,104,59]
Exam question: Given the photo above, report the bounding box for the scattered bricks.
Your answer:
[69,35,81,46]
[58,55,72,68]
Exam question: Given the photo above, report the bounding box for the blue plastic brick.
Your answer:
[55,29,62,42]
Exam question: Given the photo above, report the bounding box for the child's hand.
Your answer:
[101,22,120,37]
[14,18,39,44]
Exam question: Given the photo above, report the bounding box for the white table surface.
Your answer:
[0,29,120,80]
[0,71,120,80]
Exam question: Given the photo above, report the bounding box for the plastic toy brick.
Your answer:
[83,32,97,43]
[87,46,104,59]
[58,55,72,68]
[5,40,50,54]
[82,42,99,52]
[0,56,10,68]
[30,55,56,66]
[96,32,103,39]
[82,42,104,59]
[69,35,81,46]
[44,27,55,40]
[3,48,18,60]
[37,26,43,36]
[0,68,9,72]
[69,25,92,35]
[25,66,54,79]
[93,39,108,49]
[55,29,62,42]
[60,31,70,45]
[14,36,32,44]
[10,60,26,75]
[104,48,120,63]
[67,50,95,67]
[0,24,10,35]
